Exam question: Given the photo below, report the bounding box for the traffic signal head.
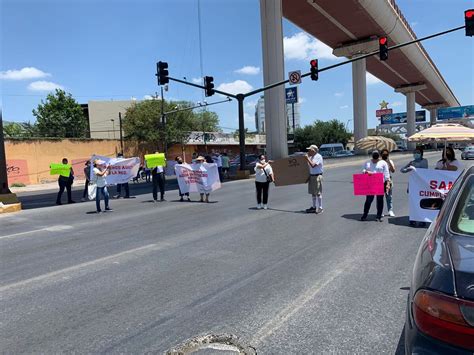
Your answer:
[157,61,169,85]
[310,59,318,81]
[465,9,474,36]
[204,76,215,97]
[379,37,388,61]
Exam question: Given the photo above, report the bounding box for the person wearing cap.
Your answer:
[305,145,324,214]
[360,150,390,222]
[195,156,211,202]
[93,159,112,213]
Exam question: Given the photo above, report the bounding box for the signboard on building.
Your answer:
[376,108,393,117]
[285,87,298,104]
[437,105,474,120]
[380,110,426,124]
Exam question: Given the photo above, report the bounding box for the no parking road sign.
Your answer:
[288,70,301,85]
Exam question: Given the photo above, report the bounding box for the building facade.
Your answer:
[255,95,301,134]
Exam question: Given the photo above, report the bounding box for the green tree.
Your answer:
[294,119,351,151]
[2,121,38,138]
[32,89,87,138]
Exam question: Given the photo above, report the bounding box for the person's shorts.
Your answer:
[308,174,323,195]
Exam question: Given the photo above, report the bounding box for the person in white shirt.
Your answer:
[254,154,274,210]
[305,145,324,214]
[435,146,463,171]
[93,159,112,213]
[360,150,390,222]
[381,148,396,217]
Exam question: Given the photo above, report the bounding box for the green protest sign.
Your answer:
[50,163,71,177]
[145,153,166,168]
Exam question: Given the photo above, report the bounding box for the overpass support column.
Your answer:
[395,83,427,151]
[352,58,368,152]
[429,109,437,126]
[259,0,287,159]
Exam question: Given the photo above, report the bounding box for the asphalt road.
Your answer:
[2,153,472,354]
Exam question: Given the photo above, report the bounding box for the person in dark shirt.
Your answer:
[56,158,75,205]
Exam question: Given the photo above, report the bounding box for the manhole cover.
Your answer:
[165,334,256,355]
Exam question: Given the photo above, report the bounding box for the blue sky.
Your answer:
[1,0,473,132]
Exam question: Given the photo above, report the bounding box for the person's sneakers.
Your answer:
[113,194,120,199]
[180,197,184,202]
[360,215,367,221]
[263,204,268,210]
[105,207,113,212]
[381,213,385,217]
[388,210,395,217]
[257,204,262,210]
[316,208,324,214]
[153,200,158,203]
[96,210,102,213]
[160,198,166,202]
[376,217,383,222]
[305,206,316,213]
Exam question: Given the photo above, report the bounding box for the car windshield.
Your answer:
[451,175,474,236]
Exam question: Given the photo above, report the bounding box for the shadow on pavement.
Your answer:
[341,213,364,221]
[258,208,307,214]
[388,216,429,229]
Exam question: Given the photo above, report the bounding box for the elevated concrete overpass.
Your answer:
[260,0,460,156]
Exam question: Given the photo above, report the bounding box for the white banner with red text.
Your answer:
[175,163,221,194]
[90,155,140,185]
[408,168,462,222]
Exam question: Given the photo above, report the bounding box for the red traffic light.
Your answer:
[379,37,387,45]
[310,59,318,67]
[466,9,474,18]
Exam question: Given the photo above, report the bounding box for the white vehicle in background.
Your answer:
[319,143,345,157]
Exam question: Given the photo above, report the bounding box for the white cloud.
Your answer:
[244,112,254,122]
[391,101,403,107]
[246,100,257,108]
[283,32,338,61]
[192,77,202,84]
[0,67,51,80]
[216,80,253,95]
[27,81,64,92]
[235,66,260,75]
[340,105,349,109]
[366,73,382,85]
[334,92,344,97]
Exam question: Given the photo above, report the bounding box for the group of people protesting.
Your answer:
[56,145,464,217]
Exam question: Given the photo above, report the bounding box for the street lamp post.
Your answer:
[110,119,116,139]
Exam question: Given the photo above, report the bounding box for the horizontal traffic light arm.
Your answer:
[243,24,466,98]
[167,76,238,99]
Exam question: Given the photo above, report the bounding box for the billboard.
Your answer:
[437,105,474,120]
[381,110,426,125]
[285,87,298,104]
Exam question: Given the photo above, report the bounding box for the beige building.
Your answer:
[86,100,133,139]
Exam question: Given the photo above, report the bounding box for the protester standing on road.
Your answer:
[114,152,131,199]
[221,152,230,179]
[254,154,274,210]
[93,159,112,213]
[360,150,390,222]
[435,146,463,171]
[152,163,166,202]
[381,149,396,217]
[196,156,211,203]
[305,145,324,214]
[213,152,223,182]
[175,156,190,202]
[81,160,91,202]
[56,158,75,205]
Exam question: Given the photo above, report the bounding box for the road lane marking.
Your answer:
[0,243,162,292]
[0,225,73,240]
[252,268,345,346]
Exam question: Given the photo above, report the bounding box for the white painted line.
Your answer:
[0,225,73,240]
[0,243,161,292]
[252,268,345,345]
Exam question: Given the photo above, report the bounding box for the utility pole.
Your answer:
[118,112,124,154]
[161,86,167,155]
[0,110,11,195]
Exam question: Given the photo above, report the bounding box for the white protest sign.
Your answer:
[90,155,140,185]
[408,168,462,222]
[175,163,221,194]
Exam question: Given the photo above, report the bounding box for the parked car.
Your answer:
[333,150,355,158]
[404,165,474,353]
[229,154,259,170]
[319,143,345,157]
[461,146,474,160]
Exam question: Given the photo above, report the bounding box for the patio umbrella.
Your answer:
[355,136,397,151]
[408,123,474,142]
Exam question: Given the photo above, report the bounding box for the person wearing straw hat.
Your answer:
[93,159,112,213]
[305,144,324,214]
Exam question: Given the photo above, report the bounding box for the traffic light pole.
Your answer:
[0,110,11,195]
[161,23,467,171]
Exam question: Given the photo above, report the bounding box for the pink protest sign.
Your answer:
[353,173,385,196]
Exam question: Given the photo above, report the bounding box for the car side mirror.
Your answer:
[420,198,444,210]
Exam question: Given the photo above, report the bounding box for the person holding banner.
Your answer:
[197,156,211,202]
[254,154,274,210]
[381,149,396,217]
[305,145,324,214]
[435,147,463,171]
[175,156,191,202]
[360,151,390,222]
[56,158,75,205]
[114,152,130,199]
[152,165,166,202]
[93,159,112,213]
[81,160,91,202]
